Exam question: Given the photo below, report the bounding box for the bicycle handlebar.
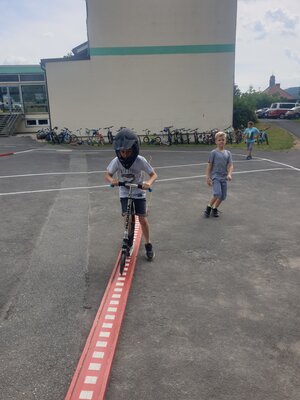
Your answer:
[110,182,152,192]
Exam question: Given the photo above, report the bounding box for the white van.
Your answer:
[266,102,299,119]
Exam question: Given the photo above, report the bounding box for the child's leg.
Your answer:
[204,195,218,217]
[139,216,150,243]
[247,142,253,158]
[205,180,223,217]
[212,181,227,216]
[135,198,155,260]
[134,198,151,245]
[213,198,222,208]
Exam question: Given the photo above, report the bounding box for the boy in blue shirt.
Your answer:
[204,131,233,218]
[244,121,259,159]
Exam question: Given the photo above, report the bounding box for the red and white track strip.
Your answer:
[65,219,142,400]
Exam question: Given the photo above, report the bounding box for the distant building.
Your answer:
[263,75,296,100]
[0,65,49,133]
[285,86,300,99]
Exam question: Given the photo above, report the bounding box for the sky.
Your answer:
[1,0,299,93]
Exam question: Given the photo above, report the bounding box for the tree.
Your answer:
[232,85,281,128]
[233,96,256,128]
[63,52,74,59]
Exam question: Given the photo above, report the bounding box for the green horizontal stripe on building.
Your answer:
[90,44,235,56]
[0,65,43,74]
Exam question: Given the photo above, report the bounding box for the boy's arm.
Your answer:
[227,162,233,181]
[104,171,119,186]
[206,162,212,186]
[142,170,158,190]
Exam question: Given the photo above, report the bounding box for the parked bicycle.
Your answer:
[45,126,60,144]
[104,126,114,144]
[232,127,243,144]
[57,127,75,144]
[86,128,104,145]
[163,126,174,145]
[177,128,190,144]
[143,129,161,145]
[257,127,270,145]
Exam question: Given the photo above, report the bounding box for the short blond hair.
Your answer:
[215,131,226,140]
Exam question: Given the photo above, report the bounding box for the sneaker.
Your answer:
[145,243,155,261]
[204,205,212,218]
[246,155,252,160]
[212,208,219,217]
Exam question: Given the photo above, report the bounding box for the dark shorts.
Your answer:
[212,179,227,201]
[120,198,147,217]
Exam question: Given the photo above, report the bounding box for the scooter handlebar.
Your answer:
[110,182,152,192]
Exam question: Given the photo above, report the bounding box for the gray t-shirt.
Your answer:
[208,149,232,180]
[107,155,154,198]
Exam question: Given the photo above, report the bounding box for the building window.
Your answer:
[21,85,48,113]
[26,119,49,127]
[0,74,19,82]
[20,74,45,82]
[26,119,37,126]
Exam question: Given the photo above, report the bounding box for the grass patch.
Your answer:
[140,123,295,151]
[219,122,294,151]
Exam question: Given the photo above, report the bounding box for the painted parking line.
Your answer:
[0,167,295,197]
[0,152,15,157]
[65,220,142,400]
[0,160,261,180]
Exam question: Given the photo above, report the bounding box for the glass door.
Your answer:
[0,86,22,112]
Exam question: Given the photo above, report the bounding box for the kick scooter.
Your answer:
[112,182,152,275]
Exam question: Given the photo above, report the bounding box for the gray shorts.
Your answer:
[247,141,254,151]
[120,198,147,217]
[212,179,227,201]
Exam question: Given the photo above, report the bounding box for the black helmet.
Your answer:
[114,128,139,169]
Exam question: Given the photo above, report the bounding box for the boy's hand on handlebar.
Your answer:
[110,179,119,187]
[142,181,151,190]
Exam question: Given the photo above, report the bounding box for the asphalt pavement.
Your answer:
[0,132,299,400]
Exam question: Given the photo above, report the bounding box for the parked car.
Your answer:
[255,107,269,118]
[265,102,298,119]
[285,106,300,119]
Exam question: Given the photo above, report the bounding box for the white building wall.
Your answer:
[87,0,236,47]
[45,0,237,133]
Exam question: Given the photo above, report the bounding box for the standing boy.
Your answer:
[204,131,233,218]
[105,128,157,260]
[244,121,259,160]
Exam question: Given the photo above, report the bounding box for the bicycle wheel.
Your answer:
[155,136,162,144]
[63,133,71,144]
[70,134,78,143]
[143,136,150,144]
[120,251,127,275]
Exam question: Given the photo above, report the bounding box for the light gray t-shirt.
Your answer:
[208,149,233,180]
[107,155,154,198]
